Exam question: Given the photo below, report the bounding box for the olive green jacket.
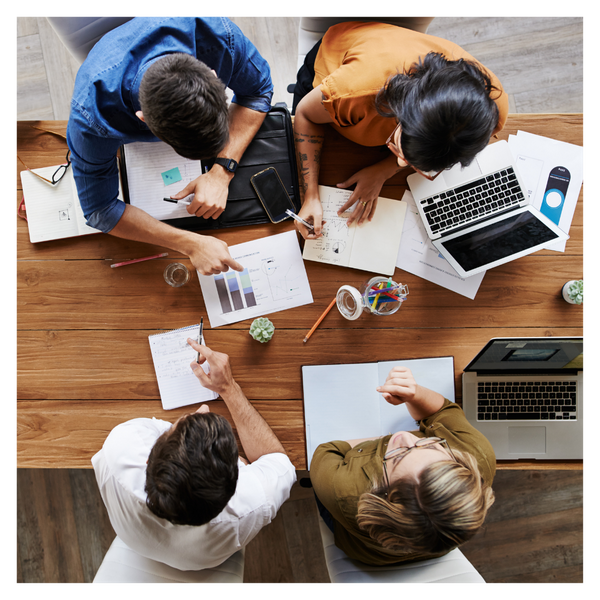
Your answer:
[310,400,496,565]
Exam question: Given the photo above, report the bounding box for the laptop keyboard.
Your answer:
[420,167,525,235]
[477,380,577,421]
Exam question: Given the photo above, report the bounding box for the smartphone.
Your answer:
[250,167,295,223]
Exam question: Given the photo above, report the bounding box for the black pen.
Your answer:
[197,318,203,363]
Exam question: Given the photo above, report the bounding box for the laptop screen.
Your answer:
[438,210,561,273]
[464,338,583,373]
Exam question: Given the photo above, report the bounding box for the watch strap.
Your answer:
[214,157,238,173]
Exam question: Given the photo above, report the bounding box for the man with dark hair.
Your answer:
[67,17,273,275]
[92,342,296,570]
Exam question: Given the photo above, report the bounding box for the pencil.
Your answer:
[303,297,337,343]
[110,252,168,268]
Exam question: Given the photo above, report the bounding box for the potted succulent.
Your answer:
[562,279,583,305]
[249,317,275,343]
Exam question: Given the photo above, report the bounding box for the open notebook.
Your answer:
[302,356,455,465]
[148,324,218,410]
[20,163,124,243]
[302,185,407,276]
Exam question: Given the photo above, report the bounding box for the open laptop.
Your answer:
[462,337,583,460]
[407,141,569,278]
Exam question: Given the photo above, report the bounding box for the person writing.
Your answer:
[67,17,274,275]
[292,21,508,239]
[309,365,496,565]
[92,341,296,570]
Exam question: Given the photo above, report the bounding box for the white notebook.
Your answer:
[20,164,124,243]
[148,324,218,410]
[302,185,407,276]
[302,356,455,465]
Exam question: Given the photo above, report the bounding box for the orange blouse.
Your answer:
[313,22,508,147]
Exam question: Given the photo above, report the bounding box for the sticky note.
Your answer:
[161,167,183,186]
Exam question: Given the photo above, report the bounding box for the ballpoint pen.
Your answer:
[164,196,193,206]
[197,317,203,363]
[285,209,314,231]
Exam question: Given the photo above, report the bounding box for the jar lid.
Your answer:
[336,285,363,320]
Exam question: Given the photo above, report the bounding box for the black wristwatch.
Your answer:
[214,157,238,173]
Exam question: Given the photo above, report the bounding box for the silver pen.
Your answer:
[285,209,314,231]
[197,317,203,363]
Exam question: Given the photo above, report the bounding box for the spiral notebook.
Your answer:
[148,324,218,410]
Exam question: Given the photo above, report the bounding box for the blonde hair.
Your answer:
[356,450,494,554]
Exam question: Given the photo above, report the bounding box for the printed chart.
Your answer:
[198,231,314,327]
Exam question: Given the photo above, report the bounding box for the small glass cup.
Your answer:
[164,262,190,287]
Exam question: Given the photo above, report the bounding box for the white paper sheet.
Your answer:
[198,230,314,327]
[395,190,485,299]
[508,131,583,252]
[148,324,218,410]
[303,185,407,276]
[123,141,203,220]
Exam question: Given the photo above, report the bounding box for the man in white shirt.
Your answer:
[92,341,296,571]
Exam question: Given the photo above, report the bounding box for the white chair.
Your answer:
[295,17,435,72]
[93,536,245,583]
[318,517,485,583]
[46,17,134,64]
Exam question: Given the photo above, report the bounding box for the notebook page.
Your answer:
[124,141,202,221]
[149,324,218,410]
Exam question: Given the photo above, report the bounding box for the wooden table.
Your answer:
[17,115,583,470]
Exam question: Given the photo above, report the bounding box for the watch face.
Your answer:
[217,158,237,172]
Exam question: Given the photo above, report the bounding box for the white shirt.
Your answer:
[92,417,296,570]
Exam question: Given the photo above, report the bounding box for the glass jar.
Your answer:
[336,276,409,320]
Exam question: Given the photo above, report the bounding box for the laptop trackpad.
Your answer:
[508,426,546,454]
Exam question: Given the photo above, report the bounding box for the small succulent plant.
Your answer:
[565,279,583,304]
[249,317,275,343]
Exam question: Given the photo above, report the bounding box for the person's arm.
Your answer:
[171,104,267,220]
[109,204,243,275]
[376,366,445,422]
[187,340,286,462]
[293,86,332,239]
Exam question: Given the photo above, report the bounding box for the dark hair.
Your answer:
[145,412,239,526]
[139,53,230,160]
[376,52,501,172]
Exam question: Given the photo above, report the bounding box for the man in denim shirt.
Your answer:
[67,17,273,275]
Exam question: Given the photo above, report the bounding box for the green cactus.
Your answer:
[249,317,275,343]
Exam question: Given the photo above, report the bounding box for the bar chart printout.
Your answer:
[215,269,258,314]
[198,231,313,327]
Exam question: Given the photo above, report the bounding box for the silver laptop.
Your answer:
[462,337,583,460]
[407,141,569,278]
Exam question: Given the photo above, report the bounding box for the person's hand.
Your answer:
[171,168,232,220]
[187,340,239,397]
[188,234,243,276]
[296,195,324,239]
[376,366,419,406]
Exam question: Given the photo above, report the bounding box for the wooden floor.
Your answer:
[16,16,583,584]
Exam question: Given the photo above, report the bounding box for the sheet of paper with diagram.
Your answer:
[197,230,314,327]
[302,185,407,276]
[121,141,202,221]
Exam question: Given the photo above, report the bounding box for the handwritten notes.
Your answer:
[302,186,407,276]
[148,324,218,410]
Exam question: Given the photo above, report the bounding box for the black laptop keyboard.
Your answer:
[477,380,577,421]
[420,167,525,235]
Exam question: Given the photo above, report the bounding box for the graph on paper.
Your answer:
[197,231,314,327]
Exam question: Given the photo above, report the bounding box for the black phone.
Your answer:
[250,167,295,223]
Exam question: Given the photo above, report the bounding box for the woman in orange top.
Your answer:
[293,22,508,239]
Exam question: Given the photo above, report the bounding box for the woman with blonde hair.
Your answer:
[310,365,496,565]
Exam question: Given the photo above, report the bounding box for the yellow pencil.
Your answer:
[303,297,337,343]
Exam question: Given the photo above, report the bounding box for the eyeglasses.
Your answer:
[382,436,457,490]
[385,122,443,182]
[17,126,71,185]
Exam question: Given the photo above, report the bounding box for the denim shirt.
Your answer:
[66,17,273,232]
